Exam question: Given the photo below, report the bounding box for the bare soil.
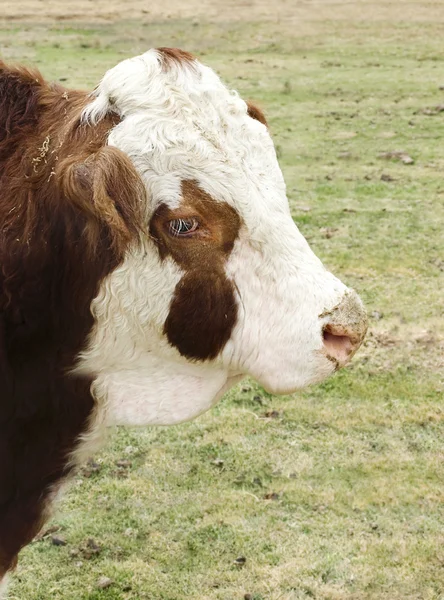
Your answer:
[1,0,443,24]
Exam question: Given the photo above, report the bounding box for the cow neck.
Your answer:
[0,64,139,574]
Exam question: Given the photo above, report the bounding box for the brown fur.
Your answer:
[246,101,267,126]
[157,47,196,70]
[149,180,241,360]
[0,62,144,576]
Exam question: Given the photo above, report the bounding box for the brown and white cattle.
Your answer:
[0,48,367,594]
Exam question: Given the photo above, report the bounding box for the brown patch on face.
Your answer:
[157,47,196,70]
[164,270,238,361]
[246,101,267,127]
[0,62,144,575]
[149,181,241,361]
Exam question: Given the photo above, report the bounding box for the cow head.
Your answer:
[74,48,368,427]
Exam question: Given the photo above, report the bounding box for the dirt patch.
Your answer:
[1,0,443,24]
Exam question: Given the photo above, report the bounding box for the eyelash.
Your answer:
[168,218,199,237]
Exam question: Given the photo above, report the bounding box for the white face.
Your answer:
[77,49,367,426]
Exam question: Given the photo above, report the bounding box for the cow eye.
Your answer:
[168,218,199,237]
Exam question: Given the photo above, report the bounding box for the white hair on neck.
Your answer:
[0,575,9,599]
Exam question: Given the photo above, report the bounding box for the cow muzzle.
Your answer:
[321,290,368,368]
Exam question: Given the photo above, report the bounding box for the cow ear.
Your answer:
[58,146,145,255]
[246,101,268,127]
[0,63,43,159]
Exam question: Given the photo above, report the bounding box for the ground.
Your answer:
[1,1,443,599]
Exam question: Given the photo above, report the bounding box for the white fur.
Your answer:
[76,49,366,433]
[0,576,8,599]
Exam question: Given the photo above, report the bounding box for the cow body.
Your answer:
[0,49,367,593]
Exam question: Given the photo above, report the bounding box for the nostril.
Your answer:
[322,325,355,365]
[320,290,368,366]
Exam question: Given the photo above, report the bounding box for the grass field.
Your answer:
[1,2,444,599]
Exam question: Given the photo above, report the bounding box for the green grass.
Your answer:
[2,7,444,599]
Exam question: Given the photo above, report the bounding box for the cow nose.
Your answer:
[323,324,358,365]
[321,290,368,367]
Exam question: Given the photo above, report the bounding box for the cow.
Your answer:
[0,47,368,594]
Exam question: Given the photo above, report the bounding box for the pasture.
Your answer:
[1,1,443,598]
